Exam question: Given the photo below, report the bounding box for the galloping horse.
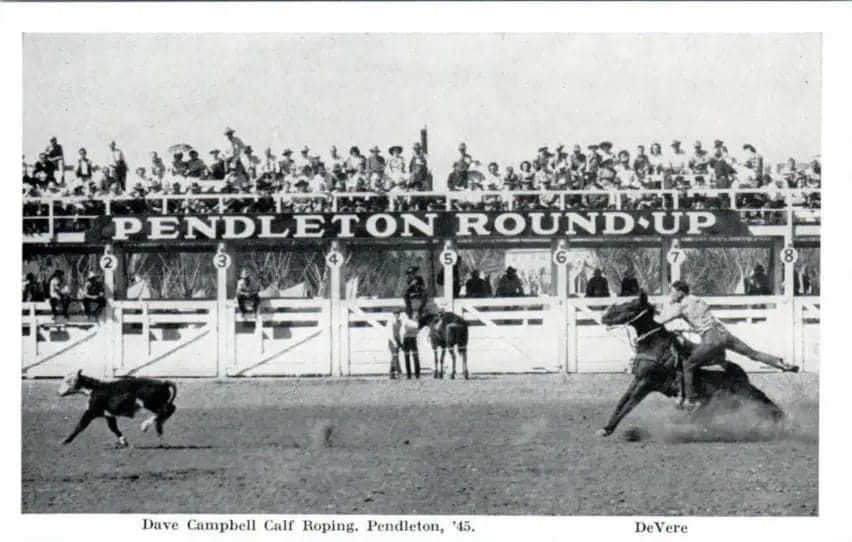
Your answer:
[417,309,469,379]
[597,292,784,436]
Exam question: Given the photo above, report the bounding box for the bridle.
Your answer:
[606,307,663,351]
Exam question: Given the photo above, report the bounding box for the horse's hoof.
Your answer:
[464,371,469,380]
[117,437,129,448]
[596,428,612,437]
[450,373,455,379]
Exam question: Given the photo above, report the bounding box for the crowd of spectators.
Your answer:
[23,131,821,232]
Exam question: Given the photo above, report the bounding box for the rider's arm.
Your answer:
[656,302,683,324]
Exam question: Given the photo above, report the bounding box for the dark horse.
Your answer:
[417,309,469,379]
[597,292,784,436]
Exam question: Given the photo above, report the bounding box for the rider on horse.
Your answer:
[657,280,799,411]
[403,266,428,318]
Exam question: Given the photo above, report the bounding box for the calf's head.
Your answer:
[58,370,83,396]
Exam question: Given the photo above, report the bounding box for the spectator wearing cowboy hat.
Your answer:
[619,268,641,297]
[457,142,473,167]
[689,141,710,177]
[570,144,586,173]
[236,269,261,317]
[408,142,430,191]
[598,141,615,164]
[82,272,106,321]
[403,265,428,318]
[586,268,611,298]
[496,267,524,297]
[386,146,406,187]
[224,127,246,162]
[745,263,772,295]
[367,146,386,177]
[665,140,688,189]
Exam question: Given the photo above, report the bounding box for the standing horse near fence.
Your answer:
[418,309,469,379]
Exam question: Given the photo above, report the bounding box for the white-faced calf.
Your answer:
[58,370,177,447]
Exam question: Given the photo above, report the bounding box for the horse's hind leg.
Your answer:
[439,348,446,379]
[461,347,469,379]
[744,384,785,422]
[449,348,457,379]
[433,348,439,378]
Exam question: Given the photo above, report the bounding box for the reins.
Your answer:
[606,308,663,351]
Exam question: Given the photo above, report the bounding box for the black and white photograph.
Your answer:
[4,2,852,541]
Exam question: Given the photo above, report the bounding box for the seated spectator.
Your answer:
[586,268,610,298]
[502,165,519,190]
[23,272,44,302]
[185,149,207,178]
[447,160,469,191]
[619,268,640,297]
[496,266,524,297]
[464,270,488,298]
[646,142,665,179]
[689,141,710,179]
[32,152,57,188]
[171,152,188,177]
[75,148,93,185]
[48,269,71,320]
[367,146,386,177]
[615,150,640,189]
[346,146,366,173]
[236,269,261,317]
[81,272,106,320]
[745,264,772,295]
[633,145,650,180]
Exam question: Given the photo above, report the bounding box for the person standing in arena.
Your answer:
[400,310,421,379]
[403,266,428,318]
[658,280,799,411]
[388,310,404,379]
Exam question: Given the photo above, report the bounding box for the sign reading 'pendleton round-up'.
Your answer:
[87,210,752,243]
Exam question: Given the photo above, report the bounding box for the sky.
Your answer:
[23,34,821,183]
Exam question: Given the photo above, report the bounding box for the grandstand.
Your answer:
[21,132,820,379]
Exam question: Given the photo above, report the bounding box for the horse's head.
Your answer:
[417,310,437,329]
[601,291,654,327]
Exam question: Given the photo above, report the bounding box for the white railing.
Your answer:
[23,188,821,215]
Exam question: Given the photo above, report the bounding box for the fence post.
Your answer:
[327,240,345,376]
[29,304,38,358]
[440,240,457,313]
[552,238,569,372]
[566,301,578,373]
[214,243,232,378]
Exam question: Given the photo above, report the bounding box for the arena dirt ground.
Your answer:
[22,373,817,515]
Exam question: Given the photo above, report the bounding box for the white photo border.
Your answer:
[2,2,851,541]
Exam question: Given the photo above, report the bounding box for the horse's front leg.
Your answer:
[598,377,653,436]
[439,348,446,379]
[449,348,457,379]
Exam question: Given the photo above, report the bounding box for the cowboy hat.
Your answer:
[388,145,403,155]
[282,148,293,155]
[412,142,422,150]
[224,127,235,135]
[714,139,724,147]
[209,149,221,155]
[301,146,310,154]
[506,266,517,274]
[693,140,702,148]
[599,141,613,149]
[671,140,681,147]
[369,146,381,153]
